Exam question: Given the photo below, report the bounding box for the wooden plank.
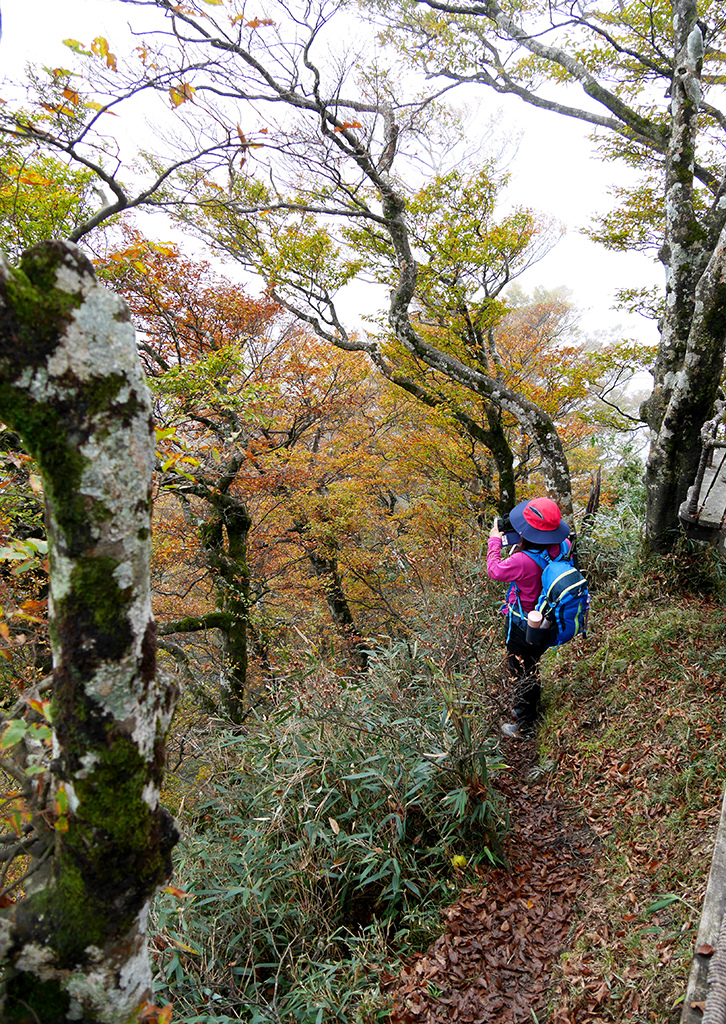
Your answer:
[681,788,726,1024]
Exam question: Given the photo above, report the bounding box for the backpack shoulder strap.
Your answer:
[522,549,549,570]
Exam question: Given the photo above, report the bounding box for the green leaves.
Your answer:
[0,719,29,749]
[0,718,52,749]
[0,537,48,575]
[643,893,683,915]
[63,39,93,56]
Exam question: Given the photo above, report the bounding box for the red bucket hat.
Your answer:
[508,497,570,544]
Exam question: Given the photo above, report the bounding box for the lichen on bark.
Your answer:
[0,240,179,1023]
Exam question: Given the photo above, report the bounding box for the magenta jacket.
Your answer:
[486,537,566,614]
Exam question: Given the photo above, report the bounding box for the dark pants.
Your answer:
[505,621,548,728]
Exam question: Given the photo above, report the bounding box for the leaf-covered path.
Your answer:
[387,743,599,1023]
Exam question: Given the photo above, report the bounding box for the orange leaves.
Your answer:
[334,121,363,132]
[137,1002,173,1024]
[162,885,192,899]
[61,87,81,106]
[231,15,275,27]
[169,83,196,108]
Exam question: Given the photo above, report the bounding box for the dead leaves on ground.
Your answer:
[387,768,598,1023]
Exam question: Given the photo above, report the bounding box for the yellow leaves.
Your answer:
[168,937,201,954]
[107,240,178,273]
[63,39,92,56]
[91,37,117,70]
[160,453,201,475]
[63,37,116,70]
[169,82,196,108]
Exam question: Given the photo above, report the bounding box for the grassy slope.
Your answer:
[539,562,726,1022]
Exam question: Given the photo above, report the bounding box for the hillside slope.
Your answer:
[388,582,726,1023]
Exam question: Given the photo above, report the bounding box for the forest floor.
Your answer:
[385,590,726,1024]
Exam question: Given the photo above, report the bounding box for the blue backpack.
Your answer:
[523,545,590,646]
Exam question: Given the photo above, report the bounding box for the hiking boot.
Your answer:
[500,721,533,740]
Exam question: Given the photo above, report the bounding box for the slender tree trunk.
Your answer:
[200,494,251,723]
[484,404,516,512]
[0,241,178,1023]
[306,547,368,670]
[291,516,368,671]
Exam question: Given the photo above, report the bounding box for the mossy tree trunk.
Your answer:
[641,1,726,550]
[290,516,369,672]
[0,241,179,1023]
[199,492,251,723]
[156,466,253,725]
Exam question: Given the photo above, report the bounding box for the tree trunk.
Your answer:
[306,547,369,671]
[0,241,178,1023]
[385,369,517,511]
[379,184,574,519]
[291,517,368,671]
[200,494,252,723]
[639,0,726,549]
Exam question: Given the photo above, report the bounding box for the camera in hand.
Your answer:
[496,514,520,547]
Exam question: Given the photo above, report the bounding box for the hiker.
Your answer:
[487,497,571,740]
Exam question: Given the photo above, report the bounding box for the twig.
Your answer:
[0,755,32,790]
[0,845,52,902]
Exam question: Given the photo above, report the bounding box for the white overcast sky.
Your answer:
[1,0,662,346]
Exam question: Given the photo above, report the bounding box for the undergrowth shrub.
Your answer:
[577,493,645,592]
[578,492,726,605]
[151,642,508,1023]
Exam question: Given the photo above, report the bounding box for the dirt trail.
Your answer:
[387,742,598,1023]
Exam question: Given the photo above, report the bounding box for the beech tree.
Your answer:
[5,1,720,548]
[0,3,582,521]
[103,232,381,678]
[0,241,178,1021]
[101,230,281,722]
[371,0,726,549]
